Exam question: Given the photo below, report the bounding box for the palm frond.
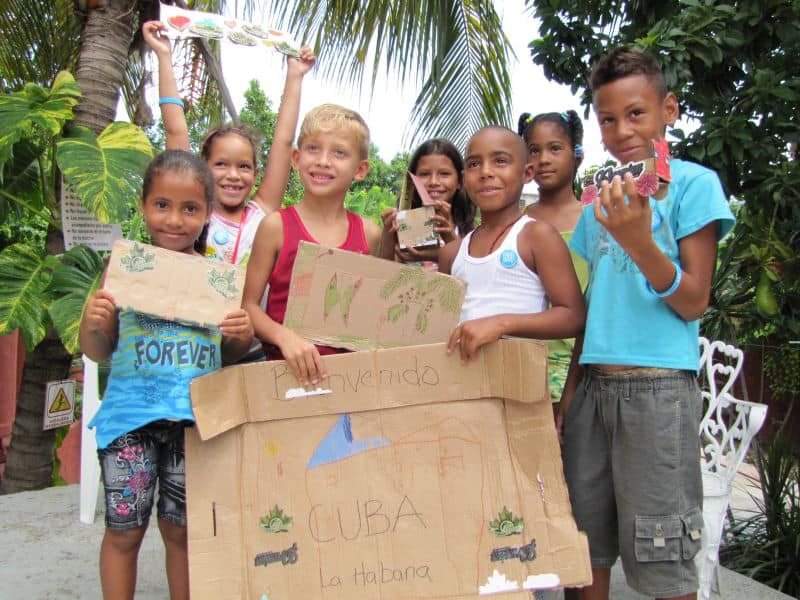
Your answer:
[0,0,81,91]
[263,0,514,151]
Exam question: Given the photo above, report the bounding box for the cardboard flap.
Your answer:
[190,339,547,441]
[104,239,245,329]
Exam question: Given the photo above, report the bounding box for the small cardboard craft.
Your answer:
[396,205,439,250]
[104,240,245,330]
[283,241,466,351]
[159,2,301,56]
[187,338,592,599]
[580,137,672,205]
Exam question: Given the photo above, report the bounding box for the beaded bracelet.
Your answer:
[648,264,682,298]
[159,97,185,108]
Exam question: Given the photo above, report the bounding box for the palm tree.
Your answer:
[266,0,514,151]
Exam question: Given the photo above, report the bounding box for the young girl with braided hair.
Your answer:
[518,110,589,404]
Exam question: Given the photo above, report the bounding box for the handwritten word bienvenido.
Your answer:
[268,355,440,400]
[308,495,427,543]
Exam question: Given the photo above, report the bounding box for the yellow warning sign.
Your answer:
[43,379,76,431]
[49,388,71,413]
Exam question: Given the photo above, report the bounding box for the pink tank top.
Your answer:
[264,205,369,359]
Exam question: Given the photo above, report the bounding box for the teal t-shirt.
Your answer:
[570,159,735,371]
[89,309,222,449]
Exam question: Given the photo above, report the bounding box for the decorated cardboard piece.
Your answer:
[396,205,439,250]
[187,338,592,599]
[283,241,466,351]
[394,171,441,250]
[580,137,672,205]
[159,2,301,56]
[104,240,245,330]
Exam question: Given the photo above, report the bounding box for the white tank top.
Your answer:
[452,215,548,323]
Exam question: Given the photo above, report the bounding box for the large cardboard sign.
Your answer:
[187,339,591,599]
[283,241,466,351]
[104,240,244,330]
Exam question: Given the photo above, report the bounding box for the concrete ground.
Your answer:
[0,482,792,600]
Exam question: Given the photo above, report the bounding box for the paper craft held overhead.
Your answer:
[187,338,592,599]
[283,241,466,351]
[104,239,245,330]
[160,2,301,56]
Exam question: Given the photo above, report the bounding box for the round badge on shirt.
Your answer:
[499,249,518,268]
[213,229,230,245]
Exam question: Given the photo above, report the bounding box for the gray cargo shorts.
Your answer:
[562,367,703,598]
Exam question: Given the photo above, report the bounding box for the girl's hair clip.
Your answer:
[574,144,584,158]
[525,114,534,125]
[560,111,570,122]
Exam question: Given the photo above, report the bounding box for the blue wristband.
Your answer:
[648,264,682,298]
[159,97,185,108]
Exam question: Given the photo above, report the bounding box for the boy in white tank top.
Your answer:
[439,126,585,363]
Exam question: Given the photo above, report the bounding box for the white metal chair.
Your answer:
[79,355,101,524]
[696,336,767,599]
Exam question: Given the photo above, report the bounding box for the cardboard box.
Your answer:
[187,339,591,598]
[104,239,245,329]
[283,241,466,351]
[396,205,440,250]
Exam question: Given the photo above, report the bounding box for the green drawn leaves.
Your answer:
[489,506,524,537]
[381,266,462,332]
[259,505,293,533]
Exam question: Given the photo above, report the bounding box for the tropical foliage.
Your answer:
[265,0,514,150]
[0,72,153,354]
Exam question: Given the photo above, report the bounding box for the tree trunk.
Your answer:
[0,332,72,494]
[1,1,135,493]
[72,0,137,135]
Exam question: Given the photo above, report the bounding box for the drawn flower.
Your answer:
[127,467,153,494]
[117,445,142,462]
[115,502,132,517]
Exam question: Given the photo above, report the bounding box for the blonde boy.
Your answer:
[243,104,382,385]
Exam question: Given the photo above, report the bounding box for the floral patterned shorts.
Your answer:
[98,420,190,531]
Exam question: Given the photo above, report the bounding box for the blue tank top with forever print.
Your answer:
[89,309,222,449]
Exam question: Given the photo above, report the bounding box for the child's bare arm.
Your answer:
[79,288,119,363]
[220,309,254,363]
[595,173,717,321]
[142,21,190,151]
[437,238,461,275]
[447,222,585,363]
[243,215,326,385]
[556,333,584,443]
[379,208,399,261]
[251,46,316,214]
[363,217,384,256]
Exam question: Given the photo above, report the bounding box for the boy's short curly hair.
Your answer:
[589,48,667,100]
[298,104,370,159]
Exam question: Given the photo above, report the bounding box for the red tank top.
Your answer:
[264,205,369,359]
